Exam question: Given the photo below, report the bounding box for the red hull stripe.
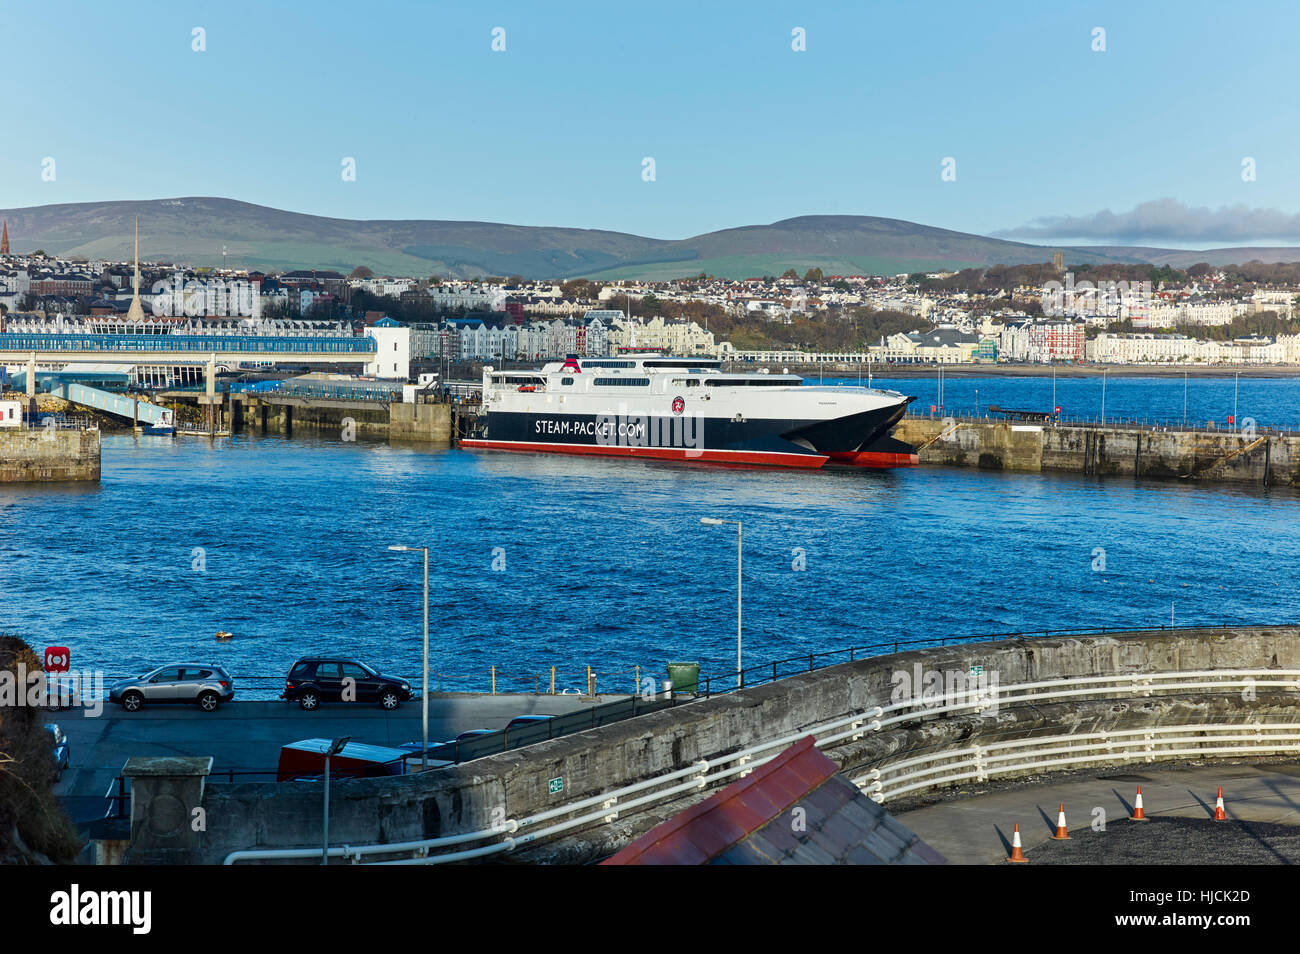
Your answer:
[460,439,828,469]
[827,451,920,468]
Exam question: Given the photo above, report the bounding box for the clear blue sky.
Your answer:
[4,0,1298,245]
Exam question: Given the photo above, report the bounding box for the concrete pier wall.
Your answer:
[896,417,1300,486]
[224,396,451,445]
[139,625,1298,864]
[247,398,390,437]
[389,402,451,443]
[0,428,100,482]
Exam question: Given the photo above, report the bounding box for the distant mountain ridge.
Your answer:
[1,197,1297,280]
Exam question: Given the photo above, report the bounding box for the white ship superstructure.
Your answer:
[463,355,917,469]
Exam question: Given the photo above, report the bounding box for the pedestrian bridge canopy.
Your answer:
[0,332,376,363]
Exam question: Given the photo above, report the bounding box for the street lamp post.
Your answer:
[387,545,430,771]
[701,518,742,688]
[322,735,350,865]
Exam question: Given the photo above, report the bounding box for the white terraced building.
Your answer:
[1088,333,1300,365]
[446,316,613,362]
[606,316,716,355]
[1087,333,1209,364]
[1142,300,1248,328]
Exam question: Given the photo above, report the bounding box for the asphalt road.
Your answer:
[51,693,611,823]
[1024,816,1300,865]
[893,761,1300,864]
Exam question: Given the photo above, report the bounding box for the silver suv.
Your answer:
[109,664,235,713]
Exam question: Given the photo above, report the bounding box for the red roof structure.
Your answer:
[602,736,946,865]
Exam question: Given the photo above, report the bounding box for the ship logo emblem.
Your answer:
[672,396,685,415]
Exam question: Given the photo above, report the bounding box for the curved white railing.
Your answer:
[855,722,1300,802]
[224,668,1300,864]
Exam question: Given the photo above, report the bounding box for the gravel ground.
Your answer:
[1024,816,1300,865]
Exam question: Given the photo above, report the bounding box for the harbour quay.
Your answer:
[897,415,1300,486]
[110,623,1299,865]
[0,415,100,482]
[217,389,452,443]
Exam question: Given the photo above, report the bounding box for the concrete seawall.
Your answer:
[131,624,1298,864]
[215,395,451,444]
[896,417,1300,487]
[389,402,452,443]
[0,428,100,482]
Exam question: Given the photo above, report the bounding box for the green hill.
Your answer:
[1,197,1289,280]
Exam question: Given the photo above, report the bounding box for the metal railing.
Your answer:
[276,382,402,402]
[60,620,1280,704]
[858,722,1300,803]
[16,414,94,431]
[223,663,1300,864]
[160,379,402,401]
[160,380,287,394]
[695,621,1264,698]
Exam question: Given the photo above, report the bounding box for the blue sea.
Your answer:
[1,375,1298,695]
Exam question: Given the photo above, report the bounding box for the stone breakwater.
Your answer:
[895,417,1300,487]
[0,427,99,482]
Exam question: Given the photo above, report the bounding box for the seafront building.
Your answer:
[6,216,1300,368]
[1087,332,1300,365]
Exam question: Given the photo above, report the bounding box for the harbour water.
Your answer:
[3,381,1299,692]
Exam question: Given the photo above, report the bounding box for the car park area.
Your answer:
[51,695,609,824]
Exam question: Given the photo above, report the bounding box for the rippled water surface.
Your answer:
[2,380,1298,691]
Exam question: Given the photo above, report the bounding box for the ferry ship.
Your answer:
[461,355,918,469]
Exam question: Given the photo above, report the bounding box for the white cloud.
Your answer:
[996,198,1300,243]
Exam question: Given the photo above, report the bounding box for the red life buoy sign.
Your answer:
[45,647,70,672]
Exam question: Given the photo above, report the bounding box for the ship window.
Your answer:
[644,360,721,369]
[593,377,650,386]
[562,377,574,385]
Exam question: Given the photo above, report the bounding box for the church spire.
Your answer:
[0,219,9,255]
[126,216,145,321]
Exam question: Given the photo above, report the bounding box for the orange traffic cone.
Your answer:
[1131,786,1148,821]
[1007,823,1028,863]
[1213,786,1227,821]
[1052,803,1070,839]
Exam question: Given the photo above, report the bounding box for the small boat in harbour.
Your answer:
[142,410,176,436]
